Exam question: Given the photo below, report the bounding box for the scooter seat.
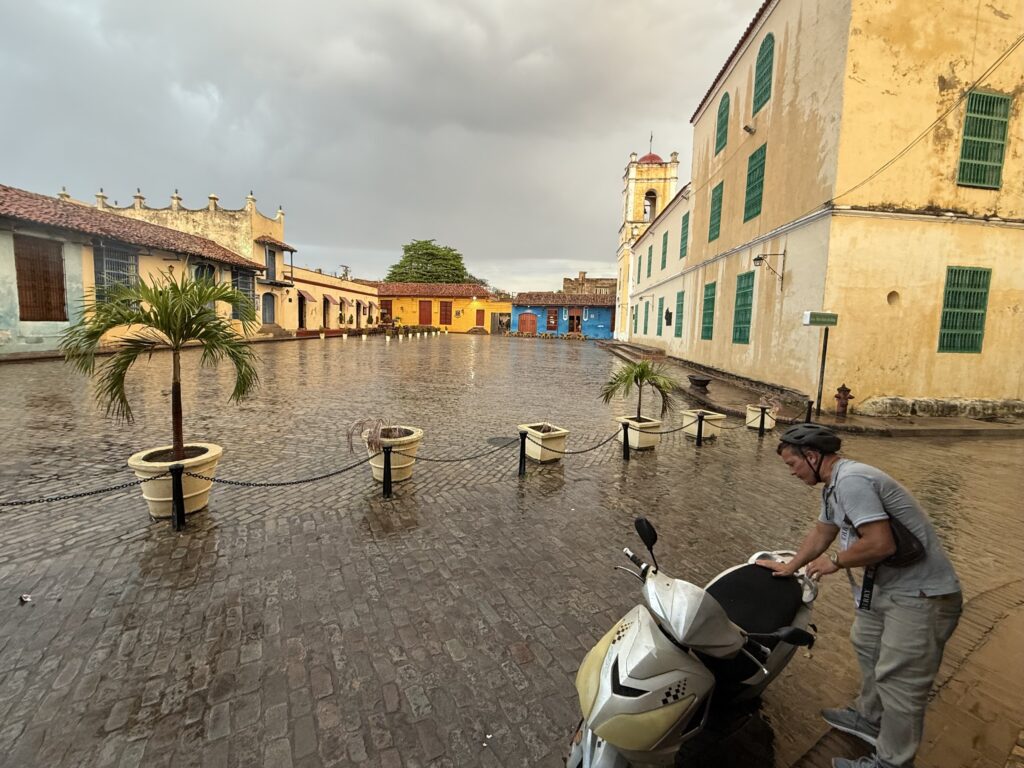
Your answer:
[704,564,803,641]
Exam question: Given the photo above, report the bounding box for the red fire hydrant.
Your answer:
[835,383,854,418]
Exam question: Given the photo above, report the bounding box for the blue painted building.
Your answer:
[511,292,615,339]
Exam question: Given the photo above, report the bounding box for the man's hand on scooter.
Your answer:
[803,554,839,580]
[755,558,798,577]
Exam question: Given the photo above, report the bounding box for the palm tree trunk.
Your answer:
[636,384,642,421]
[172,349,184,461]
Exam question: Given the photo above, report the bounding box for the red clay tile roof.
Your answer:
[514,292,616,307]
[254,234,296,252]
[690,0,773,124]
[374,282,492,298]
[0,183,263,270]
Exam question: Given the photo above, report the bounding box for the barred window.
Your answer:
[231,269,256,320]
[93,240,138,297]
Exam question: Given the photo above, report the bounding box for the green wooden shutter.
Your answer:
[701,282,716,340]
[656,297,664,336]
[744,144,767,222]
[753,35,774,115]
[732,271,755,344]
[661,231,668,270]
[632,305,638,334]
[958,91,1010,189]
[709,183,724,242]
[646,245,652,278]
[938,266,990,353]
[643,301,650,335]
[674,291,684,337]
[715,93,730,155]
[636,254,642,284]
[679,213,689,259]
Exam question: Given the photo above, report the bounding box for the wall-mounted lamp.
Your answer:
[743,124,756,135]
[753,250,786,289]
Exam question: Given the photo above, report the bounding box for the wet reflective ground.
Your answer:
[0,336,1021,767]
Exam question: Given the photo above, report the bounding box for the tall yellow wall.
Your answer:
[835,0,1024,217]
[385,296,510,333]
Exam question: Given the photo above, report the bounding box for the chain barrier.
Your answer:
[185,454,379,487]
[0,471,171,509]
[623,417,698,435]
[524,429,621,455]
[392,436,520,463]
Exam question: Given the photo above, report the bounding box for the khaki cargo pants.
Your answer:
[851,589,962,768]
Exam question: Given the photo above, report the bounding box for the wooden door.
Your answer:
[546,308,559,331]
[262,293,276,324]
[476,309,485,326]
[568,308,582,333]
[380,299,392,322]
[419,300,432,325]
[518,313,537,334]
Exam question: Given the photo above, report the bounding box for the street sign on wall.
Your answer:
[802,311,838,327]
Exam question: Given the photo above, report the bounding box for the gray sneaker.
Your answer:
[821,706,880,746]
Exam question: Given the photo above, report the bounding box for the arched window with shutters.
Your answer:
[753,34,775,115]
[715,93,730,155]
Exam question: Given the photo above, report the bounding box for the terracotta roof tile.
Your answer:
[254,234,296,252]
[513,292,616,307]
[374,282,492,298]
[0,183,263,270]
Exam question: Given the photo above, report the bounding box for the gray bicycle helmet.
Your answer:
[778,423,842,454]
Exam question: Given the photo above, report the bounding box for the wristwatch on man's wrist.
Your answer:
[828,551,841,568]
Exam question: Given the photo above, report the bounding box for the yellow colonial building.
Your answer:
[373,283,512,334]
[626,0,1023,416]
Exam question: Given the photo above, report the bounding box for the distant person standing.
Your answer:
[757,424,961,768]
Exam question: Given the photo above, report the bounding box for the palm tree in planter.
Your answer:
[600,360,681,450]
[60,271,260,519]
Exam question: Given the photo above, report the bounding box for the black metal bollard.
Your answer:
[696,411,705,447]
[621,421,631,461]
[518,430,527,477]
[758,405,768,437]
[170,464,186,531]
[805,400,814,423]
[383,447,393,499]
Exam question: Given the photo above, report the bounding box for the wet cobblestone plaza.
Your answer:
[0,336,1022,767]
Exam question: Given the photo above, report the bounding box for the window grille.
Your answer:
[93,241,138,297]
[938,266,990,353]
[232,269,256,319]
[732,271,755,344]
[957,91,1010,189]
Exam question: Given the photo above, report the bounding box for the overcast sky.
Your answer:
[3,0,763,293]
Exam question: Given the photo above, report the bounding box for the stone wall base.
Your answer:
[857,396,1024,419]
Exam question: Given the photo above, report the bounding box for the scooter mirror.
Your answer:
[634,518,658,551]
[775,626,815,647]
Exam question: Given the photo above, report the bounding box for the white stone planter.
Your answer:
[616,416,662,450]
[342,333,348,340]
[682,409,727,439]
[364,426,424,483]
[745,405,778,430]
[127,442,223,519]
[319,331,326,340]
[518,422,569,463]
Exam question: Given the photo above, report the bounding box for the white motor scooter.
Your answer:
[566,517,817,768]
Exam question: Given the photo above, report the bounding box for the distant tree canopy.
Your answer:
[384,240,484,284]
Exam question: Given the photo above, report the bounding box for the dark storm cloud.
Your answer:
[2,0,763,291]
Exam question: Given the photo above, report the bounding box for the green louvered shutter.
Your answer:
[744,144,767,222]
[958,92,1010,189]
[674,291,684,337]
[715,93,730,155]
[632,305,638,334]
[732,271,754,344]
[656,297,664,336]
[661,232,668,270]
[938,267,990,353]
[701,282,716,340]
[646,245,652,278]
[753,35,774,115]
[679,213,689,259]
[643,301,650,335]
[636,255,641,284]
[709,183,724,242]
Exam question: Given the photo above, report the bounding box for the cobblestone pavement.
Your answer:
[0,336,1022,767]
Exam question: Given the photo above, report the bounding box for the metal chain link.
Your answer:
[524,429,621,455]
[623,417,698,435]
[391,437,520,463]
[185,454,379,487]
[0,471,171,509]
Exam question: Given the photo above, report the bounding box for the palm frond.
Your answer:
[598,360,683,418]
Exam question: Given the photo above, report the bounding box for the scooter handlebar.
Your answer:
[622,547,646,569]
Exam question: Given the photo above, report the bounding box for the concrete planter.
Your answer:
[616,416,662,450]
[745,405,778,430]
[364,426,423,483]
[518,422,569,463]
[682,409,727,439]
[127,442,223,519]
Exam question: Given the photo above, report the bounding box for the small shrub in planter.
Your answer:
[600,360,681,451]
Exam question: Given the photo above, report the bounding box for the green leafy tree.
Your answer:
[599,360,681,421]
[60,272,260,461]
[385,240,483,283]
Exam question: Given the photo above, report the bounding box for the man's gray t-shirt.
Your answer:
[818,458,960,599]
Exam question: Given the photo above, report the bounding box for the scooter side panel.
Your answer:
[566,722,629,768]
